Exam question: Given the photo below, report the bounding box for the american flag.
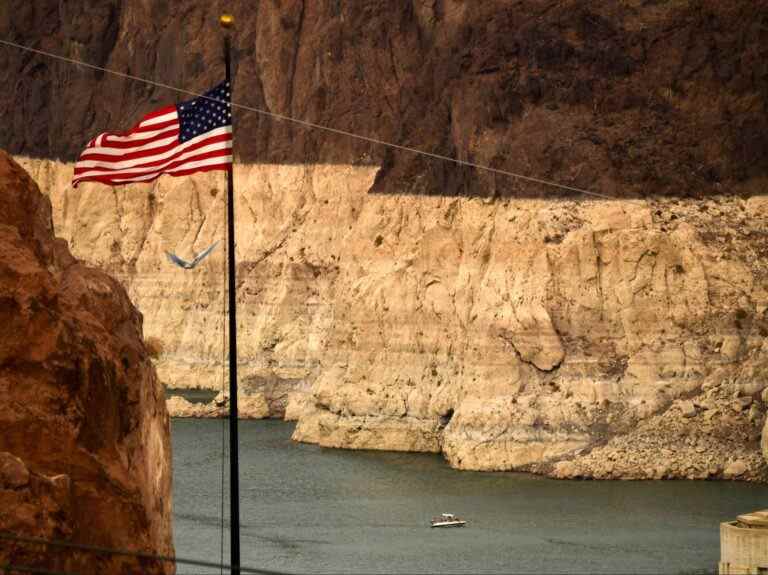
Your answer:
[73,81,232,187]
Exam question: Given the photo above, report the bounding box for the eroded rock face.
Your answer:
[0,152,173,574]
[17,159,343,398]
[18,156,768,479]
[2,1,767,200]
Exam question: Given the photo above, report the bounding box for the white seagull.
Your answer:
[166,241,219,270]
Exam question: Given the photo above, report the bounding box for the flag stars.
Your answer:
[177,81,232,143]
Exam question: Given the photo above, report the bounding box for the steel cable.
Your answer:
[0,532,290,575]
[0,38,612,200]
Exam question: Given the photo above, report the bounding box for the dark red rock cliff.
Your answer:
[1,1,766,199]
[0,151,173,573]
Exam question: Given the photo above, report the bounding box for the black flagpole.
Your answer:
[220,13,240,575]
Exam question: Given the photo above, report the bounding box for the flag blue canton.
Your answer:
[177,81,232,143]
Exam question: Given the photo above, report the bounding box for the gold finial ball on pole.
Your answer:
[219,13,234,29]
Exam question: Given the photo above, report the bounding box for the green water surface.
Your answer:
[172,419,768,574]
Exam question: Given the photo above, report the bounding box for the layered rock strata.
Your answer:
[0,152,174,574]
[17,158,345,398]
[16,156,768,480]
[4,0,768,479]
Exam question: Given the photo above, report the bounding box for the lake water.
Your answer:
[172,419,768,574]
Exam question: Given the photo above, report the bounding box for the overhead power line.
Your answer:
[0,38,612,200]
[0,532,290,575]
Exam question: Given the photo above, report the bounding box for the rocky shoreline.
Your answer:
[167,388,311,421]
[167,369,768,483]
[541,379,768,483]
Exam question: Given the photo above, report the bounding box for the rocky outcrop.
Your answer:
[242,372,310,419]
[548,373,768,481]
[167,390,269,419]
[293,195,768,479]
[0,152,173,573]
[166,375,309,419]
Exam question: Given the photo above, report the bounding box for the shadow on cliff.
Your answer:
[1,0,766,200]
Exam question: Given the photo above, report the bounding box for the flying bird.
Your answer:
[166,241,219,270]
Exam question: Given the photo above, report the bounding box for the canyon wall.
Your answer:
[2,1,767,198]
[18,156,768,480]
[0,152,174,574]
[3,0,768,478]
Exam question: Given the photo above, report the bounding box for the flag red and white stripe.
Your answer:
[73,89,232,187]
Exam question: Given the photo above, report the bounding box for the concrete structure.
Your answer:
[720,511,768,574]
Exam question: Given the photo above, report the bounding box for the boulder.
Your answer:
[552,461,580,479]
[679,400,697,418]
[720,335,742,360]
[206,390,270,419]
[167,396,205,418]
[239,393,271,419]
[724,460,748,478]
[0,452,29,489]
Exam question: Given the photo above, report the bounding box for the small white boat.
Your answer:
[430,513,467,528]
